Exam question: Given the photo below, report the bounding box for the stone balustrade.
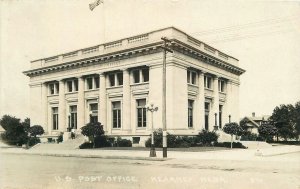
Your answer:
[29,27,239,71]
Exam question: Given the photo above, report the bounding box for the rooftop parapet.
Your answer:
[29,27,239,70]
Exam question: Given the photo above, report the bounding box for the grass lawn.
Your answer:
[89,146,230,152]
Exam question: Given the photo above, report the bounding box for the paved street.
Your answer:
[0,152,299,189]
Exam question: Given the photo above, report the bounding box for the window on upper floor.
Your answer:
[133,68,149,84]
[95,77,99,89]
[204,76,212,89]
[109,74,115,87]
[86,76,99,90]
[108,72,123,87]
[86,78,93,90]
[218,80,226,92]
[117,73,123,85]
[49,82,59,95]
[142,69,149,82]
[187,70,197,85]
[67,79,78,93]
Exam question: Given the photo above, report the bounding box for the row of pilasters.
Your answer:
[41,66,235,134]
[195,72,233,132]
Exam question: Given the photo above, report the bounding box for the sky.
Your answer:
[0,0,300,120]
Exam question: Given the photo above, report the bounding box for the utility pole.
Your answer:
[161,37,173,158]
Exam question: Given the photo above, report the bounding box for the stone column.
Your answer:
[99,73,107,132]
[77,77,85,129]
[212,76,220,129]
[225,80,232,123]
[42,82,49,133]
[197,72,205,131]
[122,68,131,132]
[58,80,66,131]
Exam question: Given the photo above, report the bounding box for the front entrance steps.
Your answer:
[239,141,272,149]
[215,130,234,142]
[31,134,86,151]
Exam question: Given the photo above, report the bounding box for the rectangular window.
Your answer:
[95,77,99,89]
[69,105,77,129]
[49,84,55,95]
[86,78,93,90]
[218,80,225,92]
[67,81,73,92]
[52,107,59,130]
[132,68,149,84]
[74,80,78,91]
[137,99,147,127]
[204,76,212,89]
[90,103,98,111]
[132,137,140,144]
[117,73,123,85]
[89,103,98,123]
[112,101,121,128]
[109,74,115,87]
[187,70,197,85]
[55,83,59,94]
[49,83,59,95]
[205,115,209,130]
[219,105,223,128]
[205,102,210,130]
[191,72,196,85]
[187,70,191,83]
[133,70,140,83]
[142,69,149,82]
[188,100,194,128]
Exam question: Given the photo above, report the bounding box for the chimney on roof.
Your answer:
[252,112,255,117]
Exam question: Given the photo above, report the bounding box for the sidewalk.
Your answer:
[1,145,299,161]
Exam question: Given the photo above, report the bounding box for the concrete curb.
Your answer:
[262,150,300,157]
[1,151,169,161]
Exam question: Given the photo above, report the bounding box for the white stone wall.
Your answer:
[29,83,45,129]
[26,27,244,145]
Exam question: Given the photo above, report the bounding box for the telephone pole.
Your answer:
[161,37,173,158]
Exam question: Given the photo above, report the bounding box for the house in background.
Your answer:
[240,112,270,134]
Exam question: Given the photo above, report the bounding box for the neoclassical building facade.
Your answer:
[24,27,245,145]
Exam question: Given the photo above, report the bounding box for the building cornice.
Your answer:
[23,42,162,77]
[23,40,245,77]
[171,39,245,76]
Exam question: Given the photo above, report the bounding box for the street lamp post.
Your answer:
[214,113,219,131]
[229,114,231,123]
[146,103,158,157]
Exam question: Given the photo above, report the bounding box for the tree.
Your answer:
[0,115,29,146]
[28,125,44,137]
[81,122,105,148]
[223,122,243,148]
[258,122,277,141]
[270,104,297,141]
[0,115,21,131]
[197,129,219,146]
[293,101,300,140]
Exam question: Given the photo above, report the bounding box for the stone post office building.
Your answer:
[24,27,245,145]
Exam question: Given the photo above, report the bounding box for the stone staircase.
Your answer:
[31,134,86,151]
[239,141,272,149]
[216,130,234,142]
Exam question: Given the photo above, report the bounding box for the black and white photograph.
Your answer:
[0,0,299,188]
